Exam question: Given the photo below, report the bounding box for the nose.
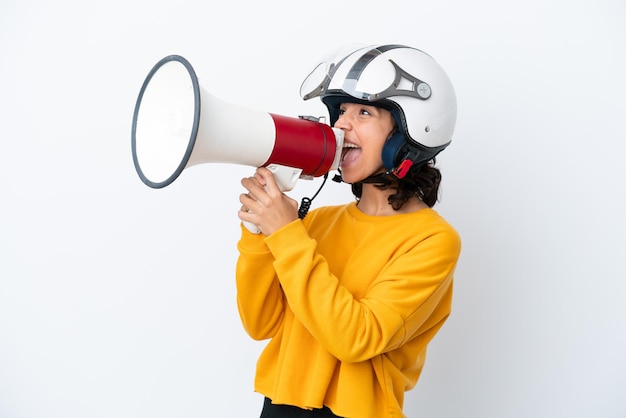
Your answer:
[334,112,350,130]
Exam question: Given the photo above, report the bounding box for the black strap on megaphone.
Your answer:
[298,172,330,219]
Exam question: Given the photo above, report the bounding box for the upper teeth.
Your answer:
[343,143,359,149]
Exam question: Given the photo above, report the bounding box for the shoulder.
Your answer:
[411,209,462,256]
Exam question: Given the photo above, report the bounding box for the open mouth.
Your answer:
[341,142,361,165]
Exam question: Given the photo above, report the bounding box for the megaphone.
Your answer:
[131,55,344,195]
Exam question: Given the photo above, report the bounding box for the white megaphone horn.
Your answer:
[131,55,344,195]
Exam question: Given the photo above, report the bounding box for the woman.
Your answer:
[236,44,461,418]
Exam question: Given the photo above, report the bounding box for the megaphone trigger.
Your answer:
[265,164,303,192]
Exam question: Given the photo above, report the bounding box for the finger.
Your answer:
[239,192,256,210]
[241,178,265,202]
[255,167,279,195]
[254,167,268,186]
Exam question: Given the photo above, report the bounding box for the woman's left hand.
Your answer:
[238,167,300,236]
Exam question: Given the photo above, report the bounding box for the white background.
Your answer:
[1,1,625,417]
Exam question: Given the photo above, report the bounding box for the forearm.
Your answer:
[236,225,285,340]
[264,220,459,362]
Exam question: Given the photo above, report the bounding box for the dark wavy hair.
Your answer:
[351,159,442,209]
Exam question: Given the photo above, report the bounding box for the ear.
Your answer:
[381,132,406,170]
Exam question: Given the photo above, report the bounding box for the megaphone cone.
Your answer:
[131,55,344,190]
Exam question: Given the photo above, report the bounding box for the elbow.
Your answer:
[238,307,284,341]
[326,330,403,363]
[241,319,278,341]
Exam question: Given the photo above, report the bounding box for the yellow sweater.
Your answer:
[236,202,461,418]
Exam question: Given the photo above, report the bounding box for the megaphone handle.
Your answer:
[242,164,304,234]
[243,220,262,234]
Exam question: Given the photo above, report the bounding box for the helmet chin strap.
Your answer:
[331,167,395,186]
[359,172,396,184]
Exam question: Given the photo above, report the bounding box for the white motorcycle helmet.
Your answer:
[300,44,457,179]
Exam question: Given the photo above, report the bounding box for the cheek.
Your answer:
[364,140,385,166]
[371,130,390,156]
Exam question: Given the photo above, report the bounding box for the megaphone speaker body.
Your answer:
[131,55,343,189]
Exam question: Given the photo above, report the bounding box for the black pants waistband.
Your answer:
[260,397,342,418]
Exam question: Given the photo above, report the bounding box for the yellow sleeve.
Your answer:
[235,224,285,341]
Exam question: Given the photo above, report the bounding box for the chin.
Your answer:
[339,171,359,184]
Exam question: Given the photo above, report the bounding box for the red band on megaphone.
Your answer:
[268,114,338,177]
